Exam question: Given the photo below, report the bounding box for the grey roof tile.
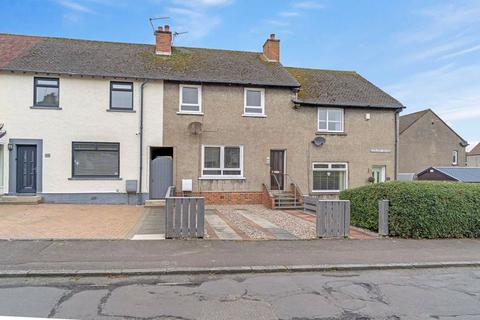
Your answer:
[433,167,480,183]
[0,34,299,87]
[285,67,403,109]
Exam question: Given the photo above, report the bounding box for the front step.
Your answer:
[0,195,42,205]
[273,193,303,210]
[144,199,166,207]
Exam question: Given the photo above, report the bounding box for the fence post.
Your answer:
[378,200,389,236]
[344,201,350,237]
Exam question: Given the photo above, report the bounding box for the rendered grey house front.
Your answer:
[0,29,404,205]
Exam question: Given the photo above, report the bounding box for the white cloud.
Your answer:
[163,0,231,40]
[439,43,480,60]
[279,11,300,17]
[56,0,96,14]
[292,1,324,10]
[384,63,480,123]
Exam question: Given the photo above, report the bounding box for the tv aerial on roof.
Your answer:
[149,17,170,33]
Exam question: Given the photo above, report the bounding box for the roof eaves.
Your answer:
[292,99,404,110]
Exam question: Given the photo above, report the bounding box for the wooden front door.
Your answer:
[16,145,37,194]
[270,150,285,190]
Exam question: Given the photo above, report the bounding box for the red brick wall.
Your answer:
[194,192,263,205]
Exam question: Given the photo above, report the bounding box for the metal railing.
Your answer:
[269,173,303,206]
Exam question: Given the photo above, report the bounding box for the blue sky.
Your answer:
[1,0,479,148]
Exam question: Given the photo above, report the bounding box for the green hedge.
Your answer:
[339,181,480,238]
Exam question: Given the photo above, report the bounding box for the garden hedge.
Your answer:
[339,181,480,238]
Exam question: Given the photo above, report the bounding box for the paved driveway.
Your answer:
[0,204,143,240]
[204,205,375,240]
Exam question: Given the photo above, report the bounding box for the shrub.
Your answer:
[339,181,480,238]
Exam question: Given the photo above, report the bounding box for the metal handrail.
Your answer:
[269,173,303,206]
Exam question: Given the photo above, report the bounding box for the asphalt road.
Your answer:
[0,268,479,319]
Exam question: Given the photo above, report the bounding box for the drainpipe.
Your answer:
[138,79,150,205]
[394,108,401,180]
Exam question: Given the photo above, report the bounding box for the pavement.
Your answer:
[1,238,479,277]
[1,268,479,319]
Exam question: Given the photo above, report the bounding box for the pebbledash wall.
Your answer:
[163,82,397,204]
[0,72,163,203]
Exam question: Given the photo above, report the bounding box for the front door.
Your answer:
[372,165,386,183]
[16,145,37,194]
[270,150,285,190]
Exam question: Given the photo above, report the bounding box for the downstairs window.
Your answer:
[312,162,348,192]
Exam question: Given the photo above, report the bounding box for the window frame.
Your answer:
[452,150,458,165]
[179,84,202,114]
[200,145,244,179]
[317,107,344,133]
[33,77,60,108]
[243,88,265,117]
[71,142,120,179]
[372,165,386,183]
[312,162,348,193]
[109,81,134,111]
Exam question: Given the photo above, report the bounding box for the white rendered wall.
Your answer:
[0,73,163,195]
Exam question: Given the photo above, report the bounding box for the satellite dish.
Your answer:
[311,136,326,146]
[188,122,203,135]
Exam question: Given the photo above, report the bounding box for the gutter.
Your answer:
[138,79,150,205]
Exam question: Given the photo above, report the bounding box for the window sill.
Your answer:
[199,176,246,180]
[177,112,204,116]
[311,190,341,194]
[242,114,266,118]
[69,177,122,181]
[316,131,347,136]
[30,106,62,110]
[107,109,136,113]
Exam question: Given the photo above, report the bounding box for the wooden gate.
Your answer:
[165,187,205,239]
[304,197,350,238]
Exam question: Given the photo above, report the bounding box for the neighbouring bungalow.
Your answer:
[417,167,480,183]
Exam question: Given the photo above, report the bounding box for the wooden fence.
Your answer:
[304,196,350,238]
[165,186,205,239]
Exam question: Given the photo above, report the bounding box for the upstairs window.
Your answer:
[34,77,59,107]
[318,107,344,132]
[244,88,265,116]
[202,145,243,178]
[179,84,202,113]
[312,162,348,192]
[452,150,458,165]
[110,82,133,110]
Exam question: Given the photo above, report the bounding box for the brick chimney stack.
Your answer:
[263,33,280,62]
[155,25,172,56]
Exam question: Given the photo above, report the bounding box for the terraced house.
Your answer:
[0,27,404,206]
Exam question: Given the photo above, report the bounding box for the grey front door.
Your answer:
[149,156,173,199]
[16,145,37,194]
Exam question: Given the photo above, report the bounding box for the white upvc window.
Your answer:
[243,88,265,116]
[179,84,202,114]
[317,107,344,132]
[452,150,458,165]
[312,162,348,192]
[201,145,244,179]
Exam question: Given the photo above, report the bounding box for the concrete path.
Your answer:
[1,239,480,276]
[205,210,242,240]
[129,207,165,240]
[236,210,297,240]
